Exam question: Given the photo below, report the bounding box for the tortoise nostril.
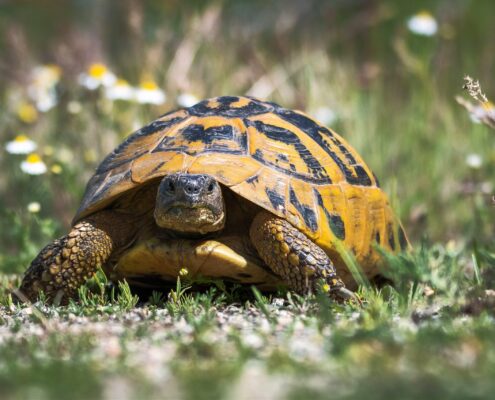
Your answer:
[185,183,200,194]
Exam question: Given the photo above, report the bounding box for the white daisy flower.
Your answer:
[135,81,166,105]
[105,79,135,101]
[313,107,337,126]
[67,100,83,114]
[57,148,74,163]
[78,63,117,90]
[177,93,199,108]
[20,154,47,175]
[28,64,61,112]
[27,202,41,213]
[465,153,483,169]
[407,11,438,36]
[30,64,61,87]
[469,101,495,124]
[34,93,58,112]
[5,135,37,154]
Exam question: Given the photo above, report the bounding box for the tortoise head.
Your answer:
[154,173,225,234]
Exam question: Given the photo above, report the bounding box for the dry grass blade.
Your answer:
[10,288,50,328]
[463,75,488,103]
[456,76,495,129]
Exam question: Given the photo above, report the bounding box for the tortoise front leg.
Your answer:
[18,211,132,304]
[250,211,354,301]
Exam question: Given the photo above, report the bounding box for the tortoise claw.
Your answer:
[332,287,362,305]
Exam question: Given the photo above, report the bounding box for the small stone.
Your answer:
[243,333,263,349]
[22,307,33,316]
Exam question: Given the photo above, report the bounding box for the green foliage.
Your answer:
[166,276,193,316]
[72,268,138,313]
[0,242,494,399]
[0,210,58,273]
[0,334,103,400]
[251,286,275,322]
[148,290,166,307]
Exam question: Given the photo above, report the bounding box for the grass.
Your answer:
[1,245,495,399]
[0,1,494,399]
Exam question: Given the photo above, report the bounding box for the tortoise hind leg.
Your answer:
[18,210,132,304]
[249,211,354,301]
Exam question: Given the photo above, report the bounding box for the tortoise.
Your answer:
[18,95,409,304]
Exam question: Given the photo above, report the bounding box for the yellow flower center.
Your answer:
[116,79,130,87]
[416,10,433,19]
[26,153,42,164]
[482,101,494,111]
[44,145,55,156]
[51,164,63,174]
[17,103,38,124]
[46,64,62,79]
[84,149,97,163]
[140,81,158,90]
[89,63,108,78]
[14,135,29,142]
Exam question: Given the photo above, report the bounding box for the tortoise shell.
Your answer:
[75,96,407,270]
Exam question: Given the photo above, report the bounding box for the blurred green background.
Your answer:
[0,0,493,273]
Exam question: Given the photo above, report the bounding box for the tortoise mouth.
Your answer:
[154,204,225,234]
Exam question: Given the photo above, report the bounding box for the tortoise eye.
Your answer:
[207,183,215,192]
[166,181,175,192]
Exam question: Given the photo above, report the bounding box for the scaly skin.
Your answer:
[250,211,354,301]
[18,211,134,304]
